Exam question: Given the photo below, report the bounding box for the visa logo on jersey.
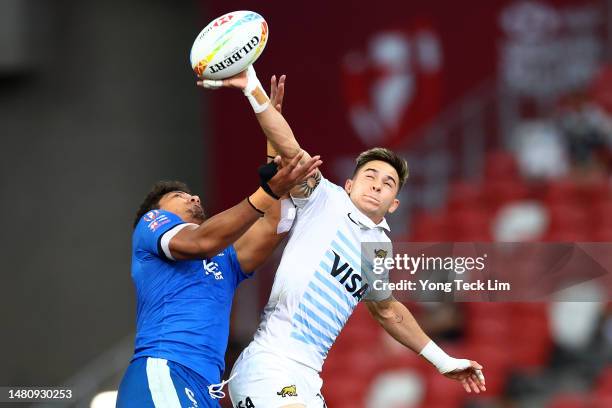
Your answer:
[329,251,368,300]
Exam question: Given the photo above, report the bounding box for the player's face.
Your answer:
[345,160,400,223]
[158,191,206,224]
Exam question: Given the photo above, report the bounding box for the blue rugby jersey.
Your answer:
[131,209,251,383]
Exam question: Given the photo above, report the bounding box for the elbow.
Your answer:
[372,305,396,326]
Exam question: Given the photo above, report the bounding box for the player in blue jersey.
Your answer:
[116,77,322,408]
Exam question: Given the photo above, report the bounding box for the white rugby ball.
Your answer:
[190,10,268,80]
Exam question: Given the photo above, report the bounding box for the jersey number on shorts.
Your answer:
[235,397,255,408]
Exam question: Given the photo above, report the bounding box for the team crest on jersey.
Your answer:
[374,248,388,258]
[147,213,170,232]
[203,260,224,280]
[277,385,297,397]
[143,210,160,222]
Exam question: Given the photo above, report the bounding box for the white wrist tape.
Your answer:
[420,340,471,374]
[243,65,270,113]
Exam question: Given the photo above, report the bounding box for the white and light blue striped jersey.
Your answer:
[249,176,393,372]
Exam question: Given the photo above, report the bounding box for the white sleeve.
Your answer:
[159,223,198,261]
[361,241,394,302]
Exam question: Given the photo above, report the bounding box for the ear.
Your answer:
[387,198,400,214]
[344,179,353,194]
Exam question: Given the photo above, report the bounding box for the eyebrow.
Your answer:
[364,168,397,185]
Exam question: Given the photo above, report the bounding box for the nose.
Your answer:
[190,195,201,204]
[371,182,381,192]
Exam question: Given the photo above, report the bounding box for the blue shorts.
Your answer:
[116,357,220,408]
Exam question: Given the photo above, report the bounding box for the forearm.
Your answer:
[368,300,476,376]
[235,203,286,271]
[367,300,430,354]
[172,189,275,259]
[256,107,302,159]
[193,202,260,255]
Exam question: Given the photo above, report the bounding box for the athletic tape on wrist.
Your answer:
[243,65,270,113]
[420,340,470,374]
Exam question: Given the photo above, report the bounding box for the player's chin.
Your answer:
[358,198,381,213]
[190,207,206,223]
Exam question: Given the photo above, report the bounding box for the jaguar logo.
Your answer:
[276,385,297,397]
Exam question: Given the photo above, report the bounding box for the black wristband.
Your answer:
[258,162,280,199]
[246,197,265,216]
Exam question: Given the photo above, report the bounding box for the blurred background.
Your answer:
[1,0,612,407]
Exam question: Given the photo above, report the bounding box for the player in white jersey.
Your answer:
[199,67,486,408]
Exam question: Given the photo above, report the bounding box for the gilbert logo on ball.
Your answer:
[190,11,268,79]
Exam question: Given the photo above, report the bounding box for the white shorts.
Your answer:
[228,346,327,408]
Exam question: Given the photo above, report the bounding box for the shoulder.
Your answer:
[291,176,346,210]
[135,209,183,233]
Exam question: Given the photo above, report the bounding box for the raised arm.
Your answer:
[233,81,293,272]
[168,152,320,260]
[366,298,487,394]
[198,67,321,198]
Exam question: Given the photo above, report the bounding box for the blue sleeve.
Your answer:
[134,210,185,260]
[225,245,252,286]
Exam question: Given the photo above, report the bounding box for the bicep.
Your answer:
[165,224,208,260]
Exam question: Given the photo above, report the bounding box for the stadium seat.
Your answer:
[483,180,530,212]
[545,180,580,205]
[595,366,612,397]
[322,372,368,408]
[547,203,588,233]
[578,179,610,204]
[447,181,484,213]
[485,150,520,181]
[447,208,492,241]
[546,393,590,408]
[509,304,552,368]
[419,369,466,408]
[410,211,451,241]
[592,393,612,408]
[464,343,512,397]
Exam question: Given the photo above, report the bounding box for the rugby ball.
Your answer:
[190,11,268,80]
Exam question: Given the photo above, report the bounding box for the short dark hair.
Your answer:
[134,180,192,228]
[353,147,409,189]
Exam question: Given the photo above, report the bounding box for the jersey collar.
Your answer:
[347,208,391,232]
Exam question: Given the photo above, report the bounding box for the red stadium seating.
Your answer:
[483,179,531,212]
[410,211,451,241]
[595,366,612,398]
[419,369,466,408]
[546,393,590,408]
[447,181,485,213]
[545,180,581,205]
[485,150,520,181]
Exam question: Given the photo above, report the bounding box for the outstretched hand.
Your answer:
[444,360,486,394]
[196,70,247,90]
[270,74,286,114]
